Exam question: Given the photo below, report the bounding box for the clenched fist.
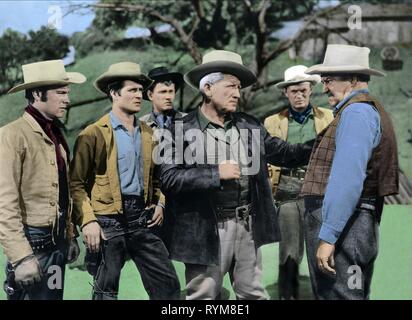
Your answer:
[14,255,42,289]
[219,160,241,180]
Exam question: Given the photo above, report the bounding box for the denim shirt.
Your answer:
[109,112,144,196]
[319,89,382,244]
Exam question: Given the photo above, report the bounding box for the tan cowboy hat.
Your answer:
[94,62,153,94]
[184,50,257,90]
[305,44,385,77]
[275,65,320,90]
[8,60,86,94]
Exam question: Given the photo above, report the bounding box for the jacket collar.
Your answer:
[334,89,369,115]
[278,105,326,120]
[23,112,54,144]
[97,112,150,133]
[96,113,111,127]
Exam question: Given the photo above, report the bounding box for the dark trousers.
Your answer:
[304,198,380,300]
[92,196,180,300]
[5,226,68,300]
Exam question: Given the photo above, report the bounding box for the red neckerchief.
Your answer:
[25,105,70,171]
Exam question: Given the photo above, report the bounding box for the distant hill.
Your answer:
[0,45,411,178]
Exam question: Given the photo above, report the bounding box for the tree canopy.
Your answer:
[73,0,322,110]
[0,26,70,94]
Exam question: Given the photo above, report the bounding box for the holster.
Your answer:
[85,248,103,277]
[3,263,20,299]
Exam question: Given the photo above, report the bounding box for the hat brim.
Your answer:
[275,77,320,90]
[305,64,386,77]
[184,61,257,90]
[94,74,153,95]
[143,73,183,101]
[8,72,86,94]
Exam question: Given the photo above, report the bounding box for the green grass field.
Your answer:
[0,205,410,300]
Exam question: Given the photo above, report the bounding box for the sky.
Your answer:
[0,0,96,36]
[0,0,340,38]
[273,0,341,39]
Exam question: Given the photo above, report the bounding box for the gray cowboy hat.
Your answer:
[305,44,385,77]
[275,65,320,90]
[184,50,257,90]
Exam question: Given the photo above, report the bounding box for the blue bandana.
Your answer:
[152,110,175,129]
[289,104,312,124]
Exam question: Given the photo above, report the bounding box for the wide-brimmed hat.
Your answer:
[305,44,385,77]
[8,60,86,94]
[143,66,183,100]
[184,50,257,90]
[94,62,153,95]
[275,65,320,90]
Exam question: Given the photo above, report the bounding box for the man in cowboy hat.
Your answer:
[160,50,314,300]
[301,44,399,299]
[264,65,333,299]
[0,60,85,299]
[70,62,180,300]
[140,66,186,129]
[139,66,187,248]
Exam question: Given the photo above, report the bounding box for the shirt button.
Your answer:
[52,182,58,188]
[50,201,56,206]
[50,160,55,165]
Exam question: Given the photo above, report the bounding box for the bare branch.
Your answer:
[188,0,202,39]
[242,0,252,13]
[261,3,345,70]
[188,17,200,39]
[185,92,202,111]
[64,2,93,17]
[251,77,283,92]
[171,52,186,66]
[90,2,202,63]
[255,0,270,72]
[191,0,204,19]
[258,0,269,34]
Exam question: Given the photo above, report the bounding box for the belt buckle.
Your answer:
[296,169,306,180]
[359,203,375,211]
[235,204,249,220]
[358,197,376,211]
[4,283,14,296]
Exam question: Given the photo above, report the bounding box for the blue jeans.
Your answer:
[5,225,68,300]
[304,197,380,300]
[91,196,180,300]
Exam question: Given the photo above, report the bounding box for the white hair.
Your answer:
[199,72,224,94]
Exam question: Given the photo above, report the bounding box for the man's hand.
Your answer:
[147,204,164,228]
[82,221,106,253]
[219,160,240,180]
[14,255,42,289]
[67,238,80,263]
[316,240,336,275]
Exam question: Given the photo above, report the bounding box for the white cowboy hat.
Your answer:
[94,62,153,94]
[275,65,321,90]
[8,60,86,94]
[184,50,257,90]
[305,44,385,77]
